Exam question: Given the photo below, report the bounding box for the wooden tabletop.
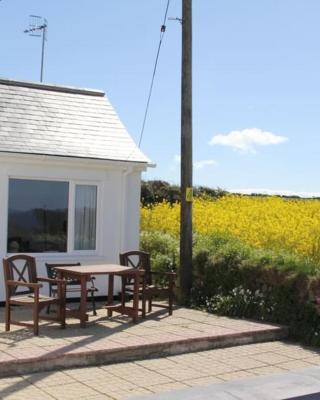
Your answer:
[53,264,136,276]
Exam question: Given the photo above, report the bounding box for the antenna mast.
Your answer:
[24,15,48,82]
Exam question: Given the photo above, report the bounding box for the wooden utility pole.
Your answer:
[180,0,193,304]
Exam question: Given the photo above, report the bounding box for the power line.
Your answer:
[137,0,171,148]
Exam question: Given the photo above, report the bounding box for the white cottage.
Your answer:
[0,78,150,301]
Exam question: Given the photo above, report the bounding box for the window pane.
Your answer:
[74,185,97,250]
[7,179,69,253]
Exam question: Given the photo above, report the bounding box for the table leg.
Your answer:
[79,275,87,328]
[57,271,66,329]
[107,274,114,318]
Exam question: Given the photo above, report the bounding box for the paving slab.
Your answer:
[0,341,319,399]
[0,304,287,377]
[131,366,320,400]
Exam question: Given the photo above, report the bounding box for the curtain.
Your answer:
[74,185,97,250]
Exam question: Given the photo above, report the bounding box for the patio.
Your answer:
[0,303,287,377]
[1,340,320,399]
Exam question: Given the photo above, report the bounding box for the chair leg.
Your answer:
[33,303,39,336]
[141,274,146,318]
[60,299,66,329]
[121,277,126,311]
[168,276,174,316]
[91,290,97,316]
[148,297,152,313]
[168,292,173,316]
[5,302,10,332]
[46,283,52,314]
[47,285,52,314]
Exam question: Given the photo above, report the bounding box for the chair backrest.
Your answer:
[3,255,37,297]
[119,251,152,285]
[45,262,81,280]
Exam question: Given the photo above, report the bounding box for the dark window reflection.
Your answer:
[7,179,69,253]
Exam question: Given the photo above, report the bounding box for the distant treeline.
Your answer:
[141,180,320,206]
[141,180,227,206]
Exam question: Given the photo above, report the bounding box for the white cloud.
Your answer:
[209,128,288,153]
[174,155,217,169]
[229,188,320,198]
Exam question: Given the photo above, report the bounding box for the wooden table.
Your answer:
[54,264,141,327]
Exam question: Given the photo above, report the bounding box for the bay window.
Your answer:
[7,178,98,253]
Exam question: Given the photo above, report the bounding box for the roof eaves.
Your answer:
[0,77,105,97]
[0,150,149,165]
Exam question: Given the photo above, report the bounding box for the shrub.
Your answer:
[141,180,226,206]
[141,180,180,206]
[191,233,320,346]
[205,286,273,320]
[140,231,179,274]
[139,229,320,345]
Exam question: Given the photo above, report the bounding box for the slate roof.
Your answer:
[0,78,150,164]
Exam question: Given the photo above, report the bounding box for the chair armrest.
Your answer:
[122,269,145,276]
[38,277,58,283]
[37,277,66,286]
[6,280,42,289]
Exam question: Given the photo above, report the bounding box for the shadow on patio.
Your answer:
[0,301,288,396]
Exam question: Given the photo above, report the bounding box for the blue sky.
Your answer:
[1,0,320,195]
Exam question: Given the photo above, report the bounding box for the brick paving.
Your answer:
[0,304,286,376]
[0,341,319,399]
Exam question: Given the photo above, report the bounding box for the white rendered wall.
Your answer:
[120,169,142,253]
[0,154,145,302]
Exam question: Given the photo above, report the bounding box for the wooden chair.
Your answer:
[3,255,66,336]
[119,251,176,316]
[45,263,98,315]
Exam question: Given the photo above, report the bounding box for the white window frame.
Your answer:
[68,180,101,255]
[7,176,101,256]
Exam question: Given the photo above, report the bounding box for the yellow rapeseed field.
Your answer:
[141,195,320,259]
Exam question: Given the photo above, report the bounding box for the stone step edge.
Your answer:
[0,326,288,378]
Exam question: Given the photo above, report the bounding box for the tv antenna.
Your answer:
[24,15,48,82]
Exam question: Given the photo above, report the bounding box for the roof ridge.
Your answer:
[0,77,105,97]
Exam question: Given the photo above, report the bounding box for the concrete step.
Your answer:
[0,306,288,377]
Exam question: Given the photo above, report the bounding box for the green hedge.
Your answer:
[141,230,320,346]
[192,233,320,345]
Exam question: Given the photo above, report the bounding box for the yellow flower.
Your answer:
[140,195,320,261]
